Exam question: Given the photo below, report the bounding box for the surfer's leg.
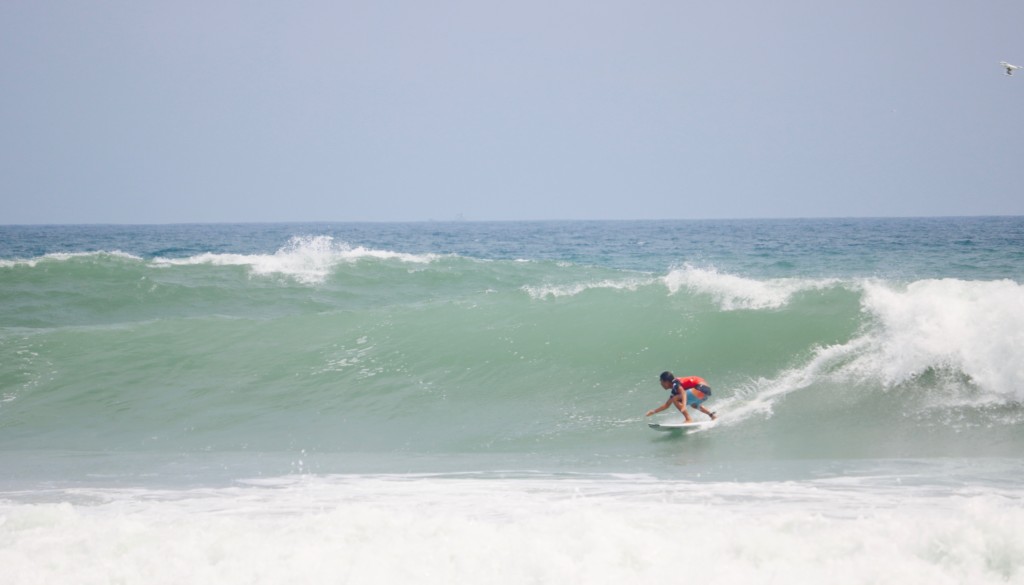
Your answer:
[689,394,716,420]
[673,397,693,421]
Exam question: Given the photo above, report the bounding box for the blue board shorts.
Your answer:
[685,389,707,408]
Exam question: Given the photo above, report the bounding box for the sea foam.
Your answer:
[521,276,656,299]
[855,278,1024,400]
[521,265,836,304]
[725,277,1024,422]
[2,474,1021,585]
[663,265,839,310]
[152,236,441,284]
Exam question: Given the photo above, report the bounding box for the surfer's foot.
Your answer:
[709,412,717,420]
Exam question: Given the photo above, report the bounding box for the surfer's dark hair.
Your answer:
[659,371,674,382]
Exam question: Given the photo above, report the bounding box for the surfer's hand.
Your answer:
[645,410,654,417]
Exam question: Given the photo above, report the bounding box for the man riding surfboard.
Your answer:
[645,371,717,422]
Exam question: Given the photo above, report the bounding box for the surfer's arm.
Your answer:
[646,399,672,417]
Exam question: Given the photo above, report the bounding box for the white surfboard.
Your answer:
[648,419,717,432]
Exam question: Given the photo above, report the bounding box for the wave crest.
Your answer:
[727,278,1024,423]
[854,278,1024,399]
[521,277,656,300]
[152,236,442,284]
[663,265,839,310]
[0,250,143,269]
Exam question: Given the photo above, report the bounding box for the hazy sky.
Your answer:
[1,0,1022,224]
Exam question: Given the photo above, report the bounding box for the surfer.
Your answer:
[645,371,717,422]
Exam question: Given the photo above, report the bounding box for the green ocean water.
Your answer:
[1,219,1023,481]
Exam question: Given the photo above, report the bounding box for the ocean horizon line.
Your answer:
[3,213,1021,228]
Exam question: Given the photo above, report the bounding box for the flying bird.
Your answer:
[1001,61,1020,75]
